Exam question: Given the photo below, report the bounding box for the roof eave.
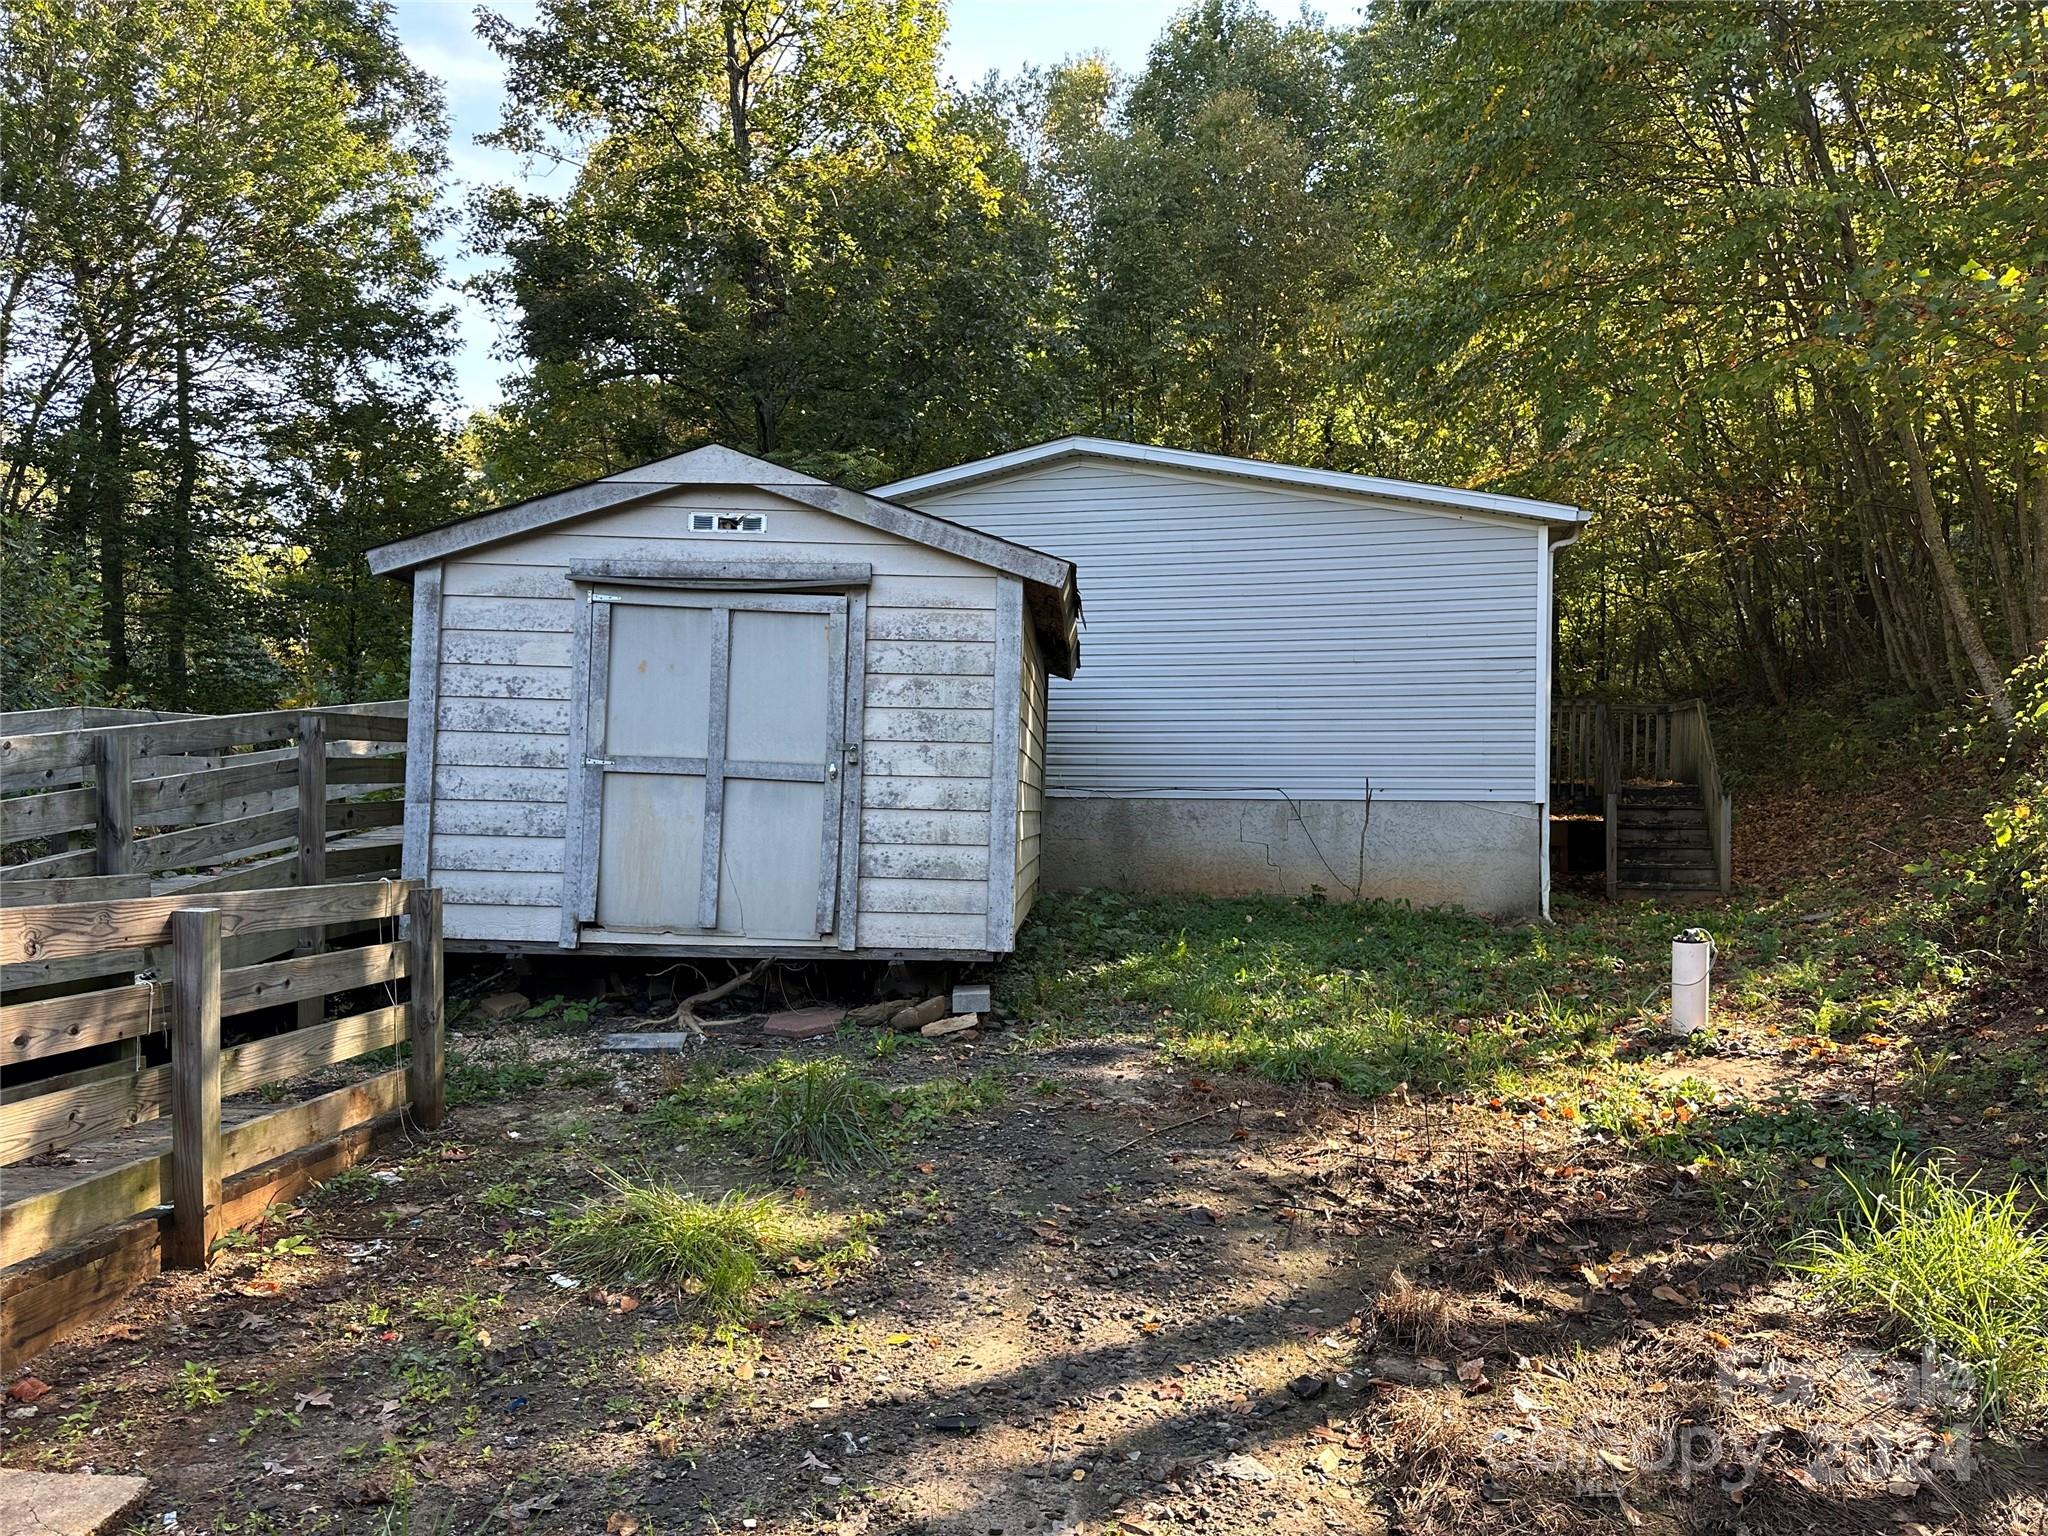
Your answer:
[878,437,1587,527]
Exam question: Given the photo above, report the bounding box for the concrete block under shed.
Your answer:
[950,984,992,1014]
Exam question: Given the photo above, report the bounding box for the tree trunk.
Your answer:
[77,317,129,689]
[2029,407,2048,649]
[1893,407,2015,727]
[166,333,197,708]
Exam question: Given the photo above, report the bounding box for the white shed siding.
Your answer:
[423,487,999,949]
[1016,617,1047,922]
[910,460,1545,801]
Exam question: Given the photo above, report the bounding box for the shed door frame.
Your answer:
[560,582,867,949]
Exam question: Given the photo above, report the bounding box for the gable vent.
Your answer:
[689,512,766,533]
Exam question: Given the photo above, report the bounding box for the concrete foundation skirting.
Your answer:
[1040,796,1543,917]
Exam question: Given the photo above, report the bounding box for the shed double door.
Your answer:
[579,591,850,941]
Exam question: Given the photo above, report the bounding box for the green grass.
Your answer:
[1556,1072,1920,1233]
[650,1055,1004,1170]
[1794,1159,2048,1419]
[1002,891,1630,1095]
[763,1059,884,1171]
[1000,884,1980,1101]
[446,1039,553,1106]
[552,1170,871,1317]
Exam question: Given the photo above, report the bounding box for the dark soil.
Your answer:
[5,994,2044,1536]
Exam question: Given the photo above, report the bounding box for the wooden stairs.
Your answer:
[1552,698,1733,897]
[1615,784,1720,892]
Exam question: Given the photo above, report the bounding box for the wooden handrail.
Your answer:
[1555,697,1733,896]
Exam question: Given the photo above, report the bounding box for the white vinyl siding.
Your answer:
[423,487,999,950]
[910,460,1544,801]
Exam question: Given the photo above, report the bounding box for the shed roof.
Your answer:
[366,443,1081,674]
[877,436,1589,529]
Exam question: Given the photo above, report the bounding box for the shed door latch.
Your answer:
[583,756,614,770]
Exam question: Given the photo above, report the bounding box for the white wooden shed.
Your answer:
[367,446,1079,959]
[879,438,1589,917]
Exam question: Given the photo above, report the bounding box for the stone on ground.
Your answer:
[476,991,530,1021]
[599,1032,696,1052]
[762,1007,840,1039]
[920,1013,979,1039]
[0,1470,151,1536]
[890,996,950,1032]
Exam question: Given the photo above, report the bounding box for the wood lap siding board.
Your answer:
[1016,619,1047,923]
[427,487,997,950]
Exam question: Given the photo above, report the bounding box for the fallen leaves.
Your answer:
[7,1378,50,1403]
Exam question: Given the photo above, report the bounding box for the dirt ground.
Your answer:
[5,972,2046,1536]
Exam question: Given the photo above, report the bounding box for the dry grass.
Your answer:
[1372,1266,1457,1350]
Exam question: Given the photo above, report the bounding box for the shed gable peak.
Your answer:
[609,444,820,486]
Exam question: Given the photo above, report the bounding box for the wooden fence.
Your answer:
[0,880,443,1370]
[1,701,408,907]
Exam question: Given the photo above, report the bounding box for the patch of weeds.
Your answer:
[312,1166,380,1206]
[1793,1157,2048,1418]
[43,1396,99,1464]
[653,1055,1004,1170]
[1008,892,1618,1096]
[893,1072,1006,1129]
[235,1406,302,1447]
[177,1361,226,1409]
[524,993,599,1032]
[552,1168,874,1318]
[412,1290,503,1367]
[764,1059,884,1170]
[1572,1075,1917,1232]
[447,1038,551,1106]
[478,1181,529,1212]
[1901,1041,2046,1115]
[870,1030,905,1060]
[392,1347,453,1407]
[551,1112,598,1147]
[1174,999,1603,1098]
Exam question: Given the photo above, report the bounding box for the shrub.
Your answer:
[1793,1158,2048,1418]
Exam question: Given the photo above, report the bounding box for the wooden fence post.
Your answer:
[94,733,133,875]
[293,714,327,1029]
[406,885,445,1130]
[168,907,223,1268]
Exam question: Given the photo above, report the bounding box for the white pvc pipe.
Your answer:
[1671,932,1714,1035]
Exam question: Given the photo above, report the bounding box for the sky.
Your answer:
[389,0,1308,415]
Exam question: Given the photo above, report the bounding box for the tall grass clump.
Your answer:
[764,1058,884,1170]
[1793,1157,2048,1418]
[553,1170,856,1317]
